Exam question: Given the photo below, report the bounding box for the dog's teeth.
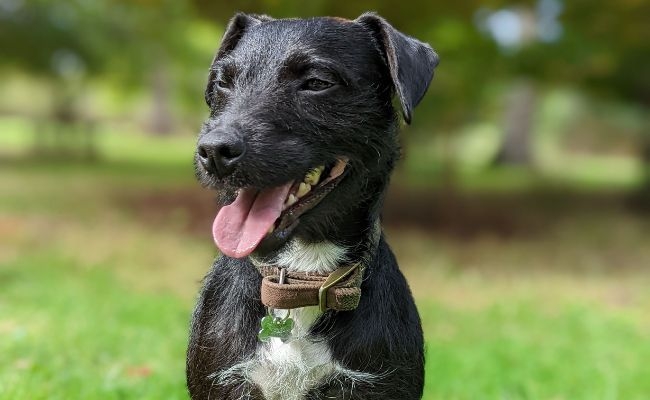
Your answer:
[285,194,298,207]
[268,225,274,234]
[329,159,347,179]
[304,166,324,186]
[296,182,311,198]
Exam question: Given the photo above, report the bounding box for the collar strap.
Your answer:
[258,264,363,312]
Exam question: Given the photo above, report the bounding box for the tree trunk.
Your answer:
[148,62,175,135]
[635,120,650,202]
[494,80,536,166]
[629,113,650,210]
[641,131,650,184]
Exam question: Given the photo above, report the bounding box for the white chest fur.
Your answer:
[215,240,376,399]
[217,305,375,400]
[247,307,376,400]
[250,240,344,399]
[270,238,349,274]
[249,307,333,400]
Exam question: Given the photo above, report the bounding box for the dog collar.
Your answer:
[255,223,381,342]
[255,220,381,313]
[258,264,364,312]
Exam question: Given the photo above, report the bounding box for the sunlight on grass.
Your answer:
[0,117,196,168]
[2,114,644,193]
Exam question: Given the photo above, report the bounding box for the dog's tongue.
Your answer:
[212,182,293,259]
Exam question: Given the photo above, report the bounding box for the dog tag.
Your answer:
[258,314,294,342]
[258,267,294,342]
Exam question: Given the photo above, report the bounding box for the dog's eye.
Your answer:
[301,78,334,92]
[216,76,233,90]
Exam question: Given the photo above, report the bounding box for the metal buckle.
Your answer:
[317,264,358,312]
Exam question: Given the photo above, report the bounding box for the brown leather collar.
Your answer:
[258,264,364,312]
[257,221,381,313]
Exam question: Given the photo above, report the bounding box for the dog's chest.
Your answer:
[249,307,334,400]
[245,240,346,399]
[212,239,380,398]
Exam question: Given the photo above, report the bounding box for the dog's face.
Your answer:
[196,14,438,259]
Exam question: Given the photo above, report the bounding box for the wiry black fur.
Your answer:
[188,12,438,400]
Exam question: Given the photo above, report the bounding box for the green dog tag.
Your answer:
[258,314,294,342]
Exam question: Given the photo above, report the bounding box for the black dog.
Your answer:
[187,12,438,400]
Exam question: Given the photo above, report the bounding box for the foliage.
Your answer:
[2,1,647,132]
[0,0,214,117]
[188,0,650,123]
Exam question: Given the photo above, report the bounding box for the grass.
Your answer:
[2,122,650,399]
[422,300,650,399]
[0,256,189,400]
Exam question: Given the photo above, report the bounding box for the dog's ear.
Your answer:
[356,13,439,124]
[215,13,274,61]
[205,13,274,106]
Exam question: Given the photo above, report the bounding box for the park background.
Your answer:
[1,0,649,398]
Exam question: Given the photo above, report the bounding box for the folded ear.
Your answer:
[214,13,274,61]
[356,13,439,124]
[205,13,274,105]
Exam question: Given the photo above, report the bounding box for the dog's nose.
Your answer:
[197,134,246,178]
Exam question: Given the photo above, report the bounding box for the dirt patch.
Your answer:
[118,186,217,236]
[383,185,632,238]
[120,184,639,239]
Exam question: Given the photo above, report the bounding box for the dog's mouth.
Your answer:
[212,158,349,258]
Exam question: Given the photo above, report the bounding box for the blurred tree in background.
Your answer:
[0,0,648,197]
[0,0,213,155]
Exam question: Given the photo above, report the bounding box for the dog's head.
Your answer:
[196,13,438,259]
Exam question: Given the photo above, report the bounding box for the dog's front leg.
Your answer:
[305,376,390,400]
[187,257,266,400]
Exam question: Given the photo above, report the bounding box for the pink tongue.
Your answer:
[212,182,293,258]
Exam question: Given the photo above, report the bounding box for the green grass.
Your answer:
[0,256,189,400]
[4,256,649,400]
[2,121,650,399]
[421,301,650,399]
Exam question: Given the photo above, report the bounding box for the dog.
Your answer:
[187,12,438,400]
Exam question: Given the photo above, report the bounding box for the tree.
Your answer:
[0,0,210,139]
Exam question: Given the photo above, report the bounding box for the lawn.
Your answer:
[1,125,649,399]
